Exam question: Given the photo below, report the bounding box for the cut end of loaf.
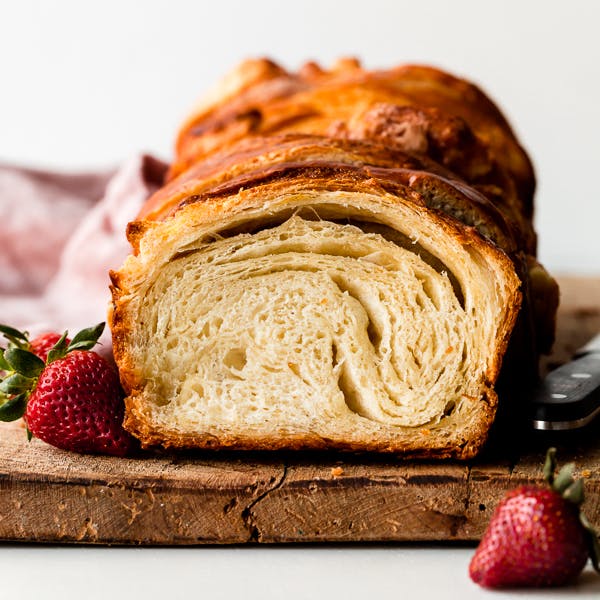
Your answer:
[111,187,521,459]
[109,58,551,459]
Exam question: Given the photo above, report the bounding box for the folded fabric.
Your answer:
[0,156,167,357]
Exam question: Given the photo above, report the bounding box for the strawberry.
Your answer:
[25,350,131,456]
[0,323,133,457]
[469,448,600,588]
[29,332,69,363]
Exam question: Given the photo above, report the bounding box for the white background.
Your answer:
[1,546,599,599]
[1,1,600,598]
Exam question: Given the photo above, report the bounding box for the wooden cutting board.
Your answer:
[1,276,599,545]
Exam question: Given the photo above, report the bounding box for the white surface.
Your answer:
[1,1,600,597]
[0,0,599,274]
[2,545,599,599]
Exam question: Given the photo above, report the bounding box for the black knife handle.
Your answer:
[532,352,600,429]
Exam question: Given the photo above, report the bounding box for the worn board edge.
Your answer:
[0,275,599,545]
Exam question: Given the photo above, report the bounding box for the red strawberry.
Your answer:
[29,332,69,363]
[0,323,133,457]
[25,350,131,456]
[469,448,600,588]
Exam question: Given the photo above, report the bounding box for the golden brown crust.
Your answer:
[168,59,535,251]
[122,390,497,460]
[141,134,520,255]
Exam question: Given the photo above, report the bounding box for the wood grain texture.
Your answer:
[1,276,599,545]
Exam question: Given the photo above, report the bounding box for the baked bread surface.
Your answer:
[110,59,557,458]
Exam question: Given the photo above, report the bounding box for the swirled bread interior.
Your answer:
[111,188,520,457]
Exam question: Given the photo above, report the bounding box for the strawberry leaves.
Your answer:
[0,325,29,349]
[3,348,45,378]
[45,324,105,363]
[0,393,27,421]
[45,332,70,364]
[0,349,11,372]
[0,373,34,396]
[0,347,46,420]
[67,323,105,352]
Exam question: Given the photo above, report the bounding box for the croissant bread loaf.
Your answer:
[109,58,558,458]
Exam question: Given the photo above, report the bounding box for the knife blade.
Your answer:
[532,332,600,430]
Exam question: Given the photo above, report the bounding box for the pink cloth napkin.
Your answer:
[0,156,167,357]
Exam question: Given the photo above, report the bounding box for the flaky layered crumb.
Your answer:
[111,190,521,457]
[144,217,473,427]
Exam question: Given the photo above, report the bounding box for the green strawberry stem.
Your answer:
[543,446,557,484]
[544,447,600,574]
[0,322,105,423]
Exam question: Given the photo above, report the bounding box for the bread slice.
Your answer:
[110,136,521,458]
